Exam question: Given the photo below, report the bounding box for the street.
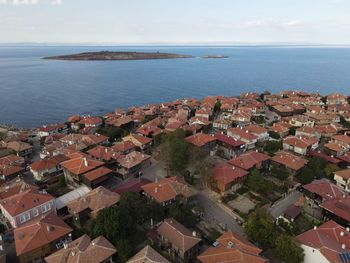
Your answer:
[268,191,302,219]
[197,191,245,235]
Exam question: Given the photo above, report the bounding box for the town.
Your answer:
[0,90,349,263]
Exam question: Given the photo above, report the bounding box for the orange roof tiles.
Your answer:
[198,231,266,263]
[14,213,72,256]
[296,220,350,263]
[83,166,112,181]
[228,151,269,170]
[185,133,216,147]
[213,163,248,186]
[158,218,201,252]
[45,234,116,263]
[271,151,308,171]
[61,156,104,176]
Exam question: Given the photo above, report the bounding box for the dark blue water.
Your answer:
[0,45,350,128]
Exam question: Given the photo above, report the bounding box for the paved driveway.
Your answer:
[268,191,302,218]
[197,191,245,235]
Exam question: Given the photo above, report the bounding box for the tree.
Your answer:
[116,239,132,263]
[275,234,304,263]
[298,166,315,184]
[97,125,125,141]
[159,129,189,174]
[168,203,198,228]
[324,164,339,179]
[270,164,289,181]
[244,210,277,248]
[263,140,283,155]
[268,130,281,140]
[289,127,296,136]
[213,99,222,113]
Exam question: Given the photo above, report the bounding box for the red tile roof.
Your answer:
[142,176,196,203]
[14,213,72,256]
[45,234,116,263]
[303,179,346,200]
[198,231,266,263]
[296,220,350,263]
[158,218,201,252]
[61,157,104,175]
[30,155,68,172]
[271,151,308,171]
[0,188,54,216]
[214,133,245,148]
[185,133,216,148]
[213,162,248,186]
[127,245,170,263]
[83,166,112,181]
[228,151,269,170]
[113,178,152,195]
[320,196,350,223]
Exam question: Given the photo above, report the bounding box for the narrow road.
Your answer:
[197,191,245,235]
[268,191,302,218]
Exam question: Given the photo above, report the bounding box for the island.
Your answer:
[43,51,194,61]
[202,55,229,59]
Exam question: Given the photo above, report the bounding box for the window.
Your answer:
[33,208,39,217]
[19,213,30,223]
[41,203,51,213]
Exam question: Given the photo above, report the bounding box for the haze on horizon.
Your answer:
[1,0,350,45]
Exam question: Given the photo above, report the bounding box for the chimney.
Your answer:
[313,226,317,230]
[340,231,345,237]
[346,227,350,232]
[83,158,88,167]
[342,244,346,250]
[155,187,158,193]
[192,231,196,237]
[63,243,68,249]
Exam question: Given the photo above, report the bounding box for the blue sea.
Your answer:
[0,45,350,128]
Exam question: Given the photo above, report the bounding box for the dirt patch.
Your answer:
[228,194,256,214]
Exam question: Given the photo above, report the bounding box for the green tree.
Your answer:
[244,210,277,248]
[168,203,198,228]
[270,164,289,181]
[213,99,222,113]
[268,130,281,140]
[97,125,125,141]
[116,239,132,263]
[324,164,339,179]
[298,166,315,184]
[275,234,304,263]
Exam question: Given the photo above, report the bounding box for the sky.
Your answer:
[1,0,350,44]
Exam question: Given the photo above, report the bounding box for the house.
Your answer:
[270,151,308,175]
[67,186,120,226]
[327,92,348,105]
[334,169,350,192]
[227,128,258,149]
[332,134,350,146]
[6,141,32,158]
[288,115,314,127]
[142,176,197,206]
[127,245,170,263]
[213,118,231,131]
[324,142,350,157]
[116,151,151,179]
[283,136,319,155]
[185,133,217,153]
[0,179,38,200]
[14,213,72,263]
[212,162,248,193]
[214,133,246,159]
[0,162,24,181]
[122,134,152,152]
[302,179,347,219]
[308,151,341,166]
[320,196,350,227]
[37,124,68,138]
[82,166,114,189]
[61,156,104,187]
[270,123,290,138]
[79,116,103,128]
[45,234,116,263]
[87,145,121,164]
[54,185,91,216]
[296,126,320,139]
[157,218,201,263]
[112,140,136,154]
[296,220,350,263]
[244,124,269,141]
[279,204,301,223]
[228,150,270,171]
[113,178,152,195]
[0,188,55,228]
[197,230,267,263]
[29,155,68,182]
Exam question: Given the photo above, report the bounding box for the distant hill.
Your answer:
[43,51,194,61]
